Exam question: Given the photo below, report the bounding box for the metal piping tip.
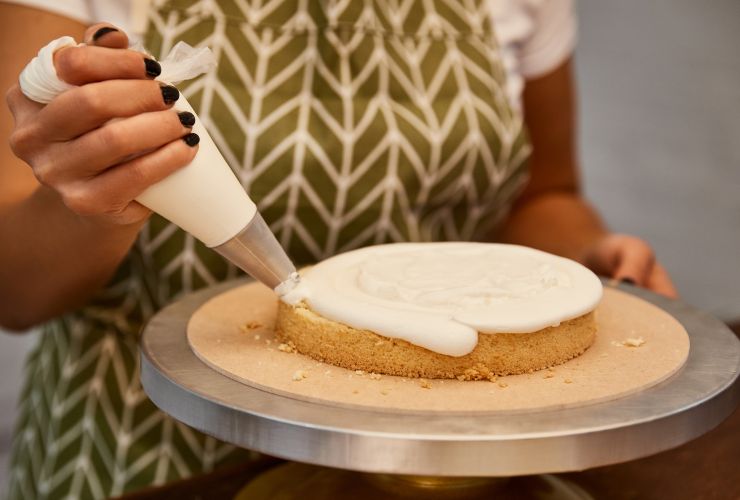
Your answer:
[212,213,297,290]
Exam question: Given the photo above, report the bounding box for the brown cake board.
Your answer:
[187,283,689,414]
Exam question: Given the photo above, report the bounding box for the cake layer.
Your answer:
[276,302,597,378]
[281,243,603,356]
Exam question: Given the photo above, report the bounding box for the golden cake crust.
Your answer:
[276,302,596,379]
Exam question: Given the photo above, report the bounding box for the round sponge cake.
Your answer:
[276,303,596,379]
[275,242,602,379]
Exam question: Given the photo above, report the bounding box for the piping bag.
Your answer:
[20,37,300,296]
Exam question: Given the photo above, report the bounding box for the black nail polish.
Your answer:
[178,112,196,127]
[183,133,200,147]
[620,277,637,285]
[161,85,179,104]
[92,27,118,41]
[145,58,161,78]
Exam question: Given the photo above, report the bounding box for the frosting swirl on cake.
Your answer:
[282,243,603,356]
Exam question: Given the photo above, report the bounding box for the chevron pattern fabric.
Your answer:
[7,1,530,498]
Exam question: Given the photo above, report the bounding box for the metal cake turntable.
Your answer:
[140,280,739,499]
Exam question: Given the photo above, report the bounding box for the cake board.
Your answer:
[140,279,740,499]
[186,284,689,414]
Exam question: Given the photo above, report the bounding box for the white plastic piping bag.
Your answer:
[19,36,78,103]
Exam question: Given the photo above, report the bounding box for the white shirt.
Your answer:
[7,0,575,109]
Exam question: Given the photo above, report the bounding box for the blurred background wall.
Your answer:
[1,0,738,489]
[0,333,36,488]
[577,0,740,320]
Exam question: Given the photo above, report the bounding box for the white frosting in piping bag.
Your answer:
[282,242,603,357]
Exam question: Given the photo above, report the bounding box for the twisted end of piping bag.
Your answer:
[19,38,217,103]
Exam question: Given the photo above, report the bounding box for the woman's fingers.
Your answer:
[53,45,160,86]
[647,263,679,298]
[62,135,199,216]
[84,23,129,48]
[57,109,195,179]
[36,80,179,141]
[5,85,45,137]
[611,237,655,285]
[104,201,152,226]
[583,233,678,298]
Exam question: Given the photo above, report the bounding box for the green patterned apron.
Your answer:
[7,1,530,498]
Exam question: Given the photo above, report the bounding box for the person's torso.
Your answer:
[8,2,530,498]
[103,0,531,326]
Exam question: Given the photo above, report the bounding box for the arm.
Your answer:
[0,5,197,330]
[497,58,677,297]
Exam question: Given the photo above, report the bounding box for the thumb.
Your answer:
[84,23,129,49]
[612,239,655,285]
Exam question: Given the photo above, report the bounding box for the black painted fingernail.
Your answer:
[183,133,200,147]
[620,277,636,285]
[161,85,179,104]
[92,27,118,42]
[178,111,196,127]
[145,58,161,78]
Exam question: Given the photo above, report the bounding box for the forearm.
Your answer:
[497,191,607,263]
[0,186,142,330]
[500,59,676,296]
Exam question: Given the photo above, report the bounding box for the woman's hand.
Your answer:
[581,233,678,298]
[5,23,199,226]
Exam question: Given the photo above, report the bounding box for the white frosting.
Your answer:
[283,242,603,357]
[274,272,302,297]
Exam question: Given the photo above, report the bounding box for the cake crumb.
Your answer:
[460,365,498,382]
[324,370,332,376]
[624,337,646,347]
[380,390,389,396]
[564,378,573,384]
[278,342,297,353]
[612,337,646,348]
[497,381,508,388]
[253,334,261,340]
[544,369,555,379]
[369,373,382,380]
[291,370,307,381]
[241,321,262,332]
[355,370,366,376]
[419,379,432,389]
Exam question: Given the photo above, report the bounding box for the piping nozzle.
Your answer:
[213,213,299,292]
